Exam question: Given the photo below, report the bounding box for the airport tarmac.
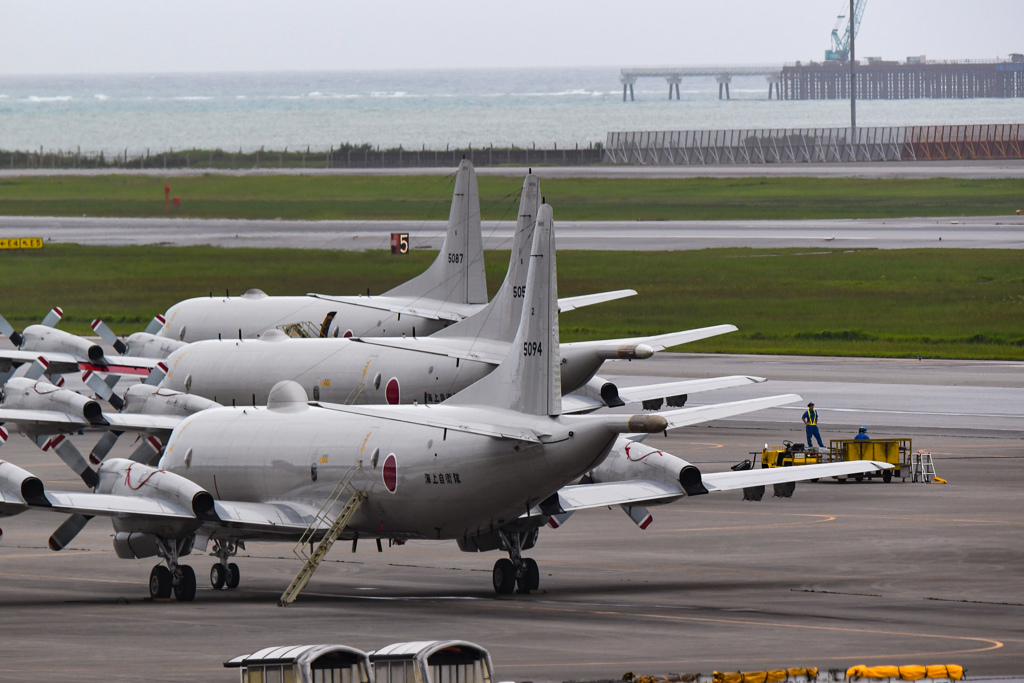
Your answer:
[2,214,1022,251]
[0,355,1020,681]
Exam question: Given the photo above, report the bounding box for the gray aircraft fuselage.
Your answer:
[158,400,618,541]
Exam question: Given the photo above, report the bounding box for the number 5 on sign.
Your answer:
[391,232,409,255]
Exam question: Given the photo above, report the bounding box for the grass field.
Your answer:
[1,174,1022,221]
[2,244,1021,360]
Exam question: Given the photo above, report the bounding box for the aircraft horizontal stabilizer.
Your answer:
[556,289,636,313]
[701,460,894,492]
[654,394,802,432]
[565,324,739,358]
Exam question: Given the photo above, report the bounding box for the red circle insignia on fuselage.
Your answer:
[343,330,353,338]
[385,378,400,404]
[383,454,398,493]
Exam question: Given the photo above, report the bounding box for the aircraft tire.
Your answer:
[174,565,197,602]
[211,563,227,590]
[149,565,172,599]
[492,559,516,595]
[226,563,241,589]
[882,470,892,483]
[517,558,540,593]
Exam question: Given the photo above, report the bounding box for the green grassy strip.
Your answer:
[2,245,1021,360]
[1,174,1022,220]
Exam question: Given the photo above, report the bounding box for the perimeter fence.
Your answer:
[604,124,1024,165]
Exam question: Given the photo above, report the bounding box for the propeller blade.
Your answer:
[144,314,166,336]
[621,504,654,530]
[40,307,64,328]
[88,430,123,465]
[91,319,128,355]
[129,435,163,465]
[0,312,24,347]
[0,426,8,448]
[24,356,50,381]
[144,362,168,387]
[48,514,93,551]
[42,434,99,489]
[83,370,124,411]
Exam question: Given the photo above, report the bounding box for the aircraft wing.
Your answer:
[306,294,465,323]
[526,479,685,517]
[556,289,636,313]
[314,402,541,442]
[347,336,508,365]
[0,349,81,375]
[0,350,156,377]
[655,394,802,431]
[617,375,766,405]
[45,491,197,519]
[701,461,894,492]
[561,375,767,414]
[0,408,182,434]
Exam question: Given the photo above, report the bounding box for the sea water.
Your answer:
[0,68,1020,155]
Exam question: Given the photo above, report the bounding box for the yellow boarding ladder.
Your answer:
[279,468,367,606]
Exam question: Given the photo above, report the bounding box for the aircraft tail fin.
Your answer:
[432,172,540,342]
[447,203,560,416]
[383,159,487,305]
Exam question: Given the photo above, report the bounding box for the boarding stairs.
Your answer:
[276,320,323,339]
[278,468,367,606]
[910,452,937,483]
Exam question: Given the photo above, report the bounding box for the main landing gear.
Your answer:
[209,539,241,591]
[149,537,197,602]
[492,529,540,595]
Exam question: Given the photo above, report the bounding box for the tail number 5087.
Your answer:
[448,253,464,264]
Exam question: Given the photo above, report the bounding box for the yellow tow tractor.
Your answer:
[757,441,822,469]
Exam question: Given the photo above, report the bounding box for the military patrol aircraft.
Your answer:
[152,160,629,344]
[154,172,749,411]
[0,202,889,603]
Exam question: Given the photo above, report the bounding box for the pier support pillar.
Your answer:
[766,72,782,99]
[716,74,733,100]
[667,76,682,100]
[620,75,637,102]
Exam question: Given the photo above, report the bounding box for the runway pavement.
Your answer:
[0,354,1020,681]
[2,214,1022,251]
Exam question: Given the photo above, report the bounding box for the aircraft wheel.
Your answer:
[492,559,516,595]
[882,470,892,483]
[211,563,227,590]
[174,565,197,602]
[149,565,172,599]
[226,562,241,589]
[516,558,540,593]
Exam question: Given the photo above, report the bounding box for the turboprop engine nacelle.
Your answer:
[20,325,105,364]
[124,332,187,359]
[97,458,216,520]
[590,439,708,497]
[123,384,220,416]
[0,377,107,425]
[0,459,48,516]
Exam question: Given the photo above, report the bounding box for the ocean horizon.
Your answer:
[1,68,1021,155]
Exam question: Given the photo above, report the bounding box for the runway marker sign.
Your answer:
[0,237,43,249]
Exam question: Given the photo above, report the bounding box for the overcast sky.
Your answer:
[1,0,1021,74]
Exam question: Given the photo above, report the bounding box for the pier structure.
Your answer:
[781,56,1024,99]
[620,66,783,101]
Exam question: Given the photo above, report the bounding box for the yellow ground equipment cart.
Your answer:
[824,438,913,483]
[757,441,822,469]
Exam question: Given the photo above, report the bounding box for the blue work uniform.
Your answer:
[802,408,824,447]
[854,432,869,440]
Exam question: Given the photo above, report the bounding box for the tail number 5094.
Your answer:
[523,341,543,356]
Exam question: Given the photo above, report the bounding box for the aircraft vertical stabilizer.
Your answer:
[447,203,561,416]
[383,159,487,305]
[431,172,539,343]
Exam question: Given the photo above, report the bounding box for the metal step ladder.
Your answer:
[279,468,366,606]
[910,451,936,483]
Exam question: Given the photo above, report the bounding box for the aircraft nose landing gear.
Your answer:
[493,529,541,595]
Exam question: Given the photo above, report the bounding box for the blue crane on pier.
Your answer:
[825,0,867,62]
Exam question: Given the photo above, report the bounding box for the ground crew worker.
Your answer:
[802,402,825,448]
[855,426,870,440]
